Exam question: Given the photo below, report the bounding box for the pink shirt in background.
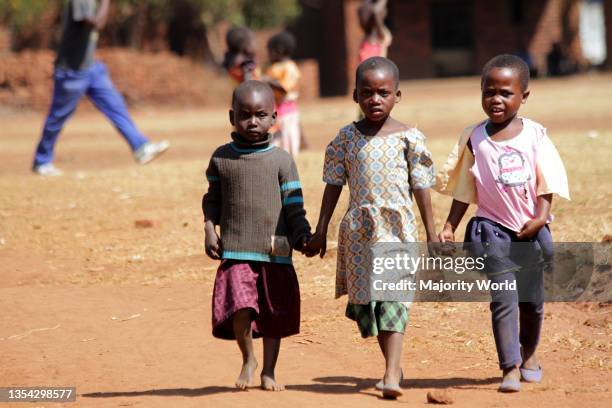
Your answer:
[470,119,564,232]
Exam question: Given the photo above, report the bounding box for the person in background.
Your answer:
[33,0,169,176]
[222,26,260,86]
[358,0,392,63]
[264,31,306,156]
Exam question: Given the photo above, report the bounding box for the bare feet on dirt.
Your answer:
[261,372,285,391]
[235,357,258,390]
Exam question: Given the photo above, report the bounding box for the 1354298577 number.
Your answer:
[0,387,76,402]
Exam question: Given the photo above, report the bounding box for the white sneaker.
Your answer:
[134,140,170,164]
[33,163,63,177]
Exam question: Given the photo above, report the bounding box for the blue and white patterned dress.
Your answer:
[323,123,435,304]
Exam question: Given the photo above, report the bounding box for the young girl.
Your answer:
[203,80,312,391]
[435,54,570,392]
[358,0,392,63]
[306,57,438,399]
[264,31,306,156]
[222,26,260,86]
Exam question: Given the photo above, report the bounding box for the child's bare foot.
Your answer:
[260,372,285,391]
[235,357,258,390]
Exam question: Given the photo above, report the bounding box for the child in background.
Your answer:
[436,54,570,392]
[358,0,392,62]
[306,57,438,399]
[202,80,313,391]
[264,31,305,156]
[222,26,260,85]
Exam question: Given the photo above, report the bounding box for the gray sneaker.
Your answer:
[33,163,63,177]
[134,140,170,164]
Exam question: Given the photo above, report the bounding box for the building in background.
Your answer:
[291,0,612,96]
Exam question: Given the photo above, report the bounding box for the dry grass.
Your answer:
[0,73,610,287]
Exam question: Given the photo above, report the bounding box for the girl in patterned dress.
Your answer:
[306,57,438,399]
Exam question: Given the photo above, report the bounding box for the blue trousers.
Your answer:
[34,61,148,166]
[466,217,551,370]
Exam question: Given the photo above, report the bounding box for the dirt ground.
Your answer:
[0,73,611,407]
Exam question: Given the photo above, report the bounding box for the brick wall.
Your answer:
[387,0,434,79]
[473,0,564,75]
[292,0,597,95]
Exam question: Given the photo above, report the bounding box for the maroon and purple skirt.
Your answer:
[212,260,300,340]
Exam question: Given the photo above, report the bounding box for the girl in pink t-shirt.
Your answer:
[435,55,569,393]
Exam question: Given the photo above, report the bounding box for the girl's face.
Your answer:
[353,69,401,123]
[481,67,529,124]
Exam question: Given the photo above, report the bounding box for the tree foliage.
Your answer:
[0,0,54,31]
[0,0,300,31]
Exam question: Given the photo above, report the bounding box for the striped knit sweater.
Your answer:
[202,133,311,264]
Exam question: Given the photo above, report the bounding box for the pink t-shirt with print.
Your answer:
[470,119,563,232]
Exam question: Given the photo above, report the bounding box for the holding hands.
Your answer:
[304,230,327,258]
[294,234,319,258]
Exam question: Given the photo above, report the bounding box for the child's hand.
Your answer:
[426,234,442,257]
[295,235,318,257]
[204,223,222,260]
[305,231,327,258]
[438,223,455,243]
[517,218,546,240]
[436,224,456,256]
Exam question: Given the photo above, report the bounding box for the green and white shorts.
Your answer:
[346,301,409,338]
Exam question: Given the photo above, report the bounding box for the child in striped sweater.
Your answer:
[202,80,313,391]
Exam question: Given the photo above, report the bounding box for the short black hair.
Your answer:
[231,80,275,109]
[481,54,530,91]
[267,32,296,57]
[226,26,254,53]
[355,56,400,88]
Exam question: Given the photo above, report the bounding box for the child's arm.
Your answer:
[406,130,437,242]
[204,220,222,260]
[439,199,470,242]
[372,0,389,40]
[279,159,312,252]
[309,132,346,257]
[81,0,110,31]
[516,194,552,239]
[307,184,343,258]
[413,189,438,242]
[202,158,222,260]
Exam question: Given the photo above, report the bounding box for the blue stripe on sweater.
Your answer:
[229,143,275,154]
[222,251,292,265]
[282,196,304,206]
[207,175,219,182]
[280,181,302,191]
